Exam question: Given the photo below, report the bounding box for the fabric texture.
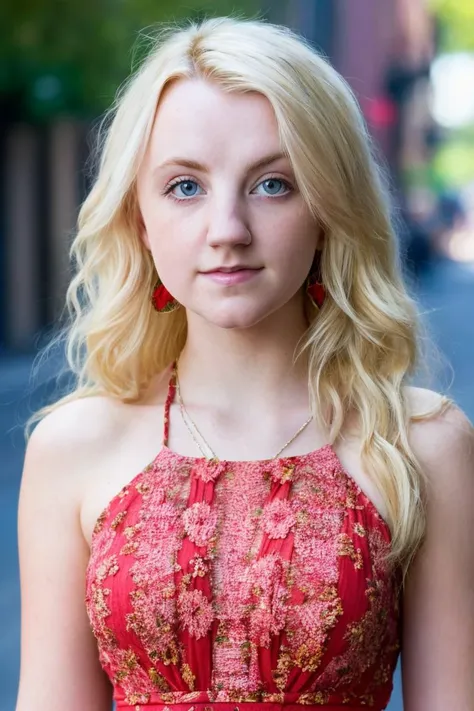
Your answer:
[85,373,401,711]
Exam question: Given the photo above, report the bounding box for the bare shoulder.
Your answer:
[29,394,127,456]
[21,396,128,530]
[404,384,450,420]
[404,385,473,474]
[24,370,172,549]
[24,368,168,495]
[27,364,170,467]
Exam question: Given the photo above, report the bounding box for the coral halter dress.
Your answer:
[85,368,402,711]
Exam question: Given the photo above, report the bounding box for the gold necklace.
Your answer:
[174,363,314,461]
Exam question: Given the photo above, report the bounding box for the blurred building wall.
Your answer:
[0,120,87,350]
[4,126,42,347]
[335,0,398,157]
[270,0,434,181]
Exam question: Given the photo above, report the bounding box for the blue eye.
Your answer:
[256,178,290,196]
[166,179,202,199]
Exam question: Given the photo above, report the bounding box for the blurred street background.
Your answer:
[1,1,474,709]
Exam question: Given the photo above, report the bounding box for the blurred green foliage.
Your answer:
[428,0,474,189]
[430,0,474,51]
[0,0,261,121]
[432,126,474,189]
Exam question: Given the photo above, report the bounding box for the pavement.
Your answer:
[1,257,473,711]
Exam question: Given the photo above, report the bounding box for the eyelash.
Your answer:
[161,174,294,202]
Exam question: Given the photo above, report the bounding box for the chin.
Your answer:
[197,302,273,330]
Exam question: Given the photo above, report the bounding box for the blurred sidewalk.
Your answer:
[0,346,65,393]
[0,354,44,393]
[1,257,474,711]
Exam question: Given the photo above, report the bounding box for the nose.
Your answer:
[206,194,252,248]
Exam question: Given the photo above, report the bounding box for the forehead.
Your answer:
[146,78,283,166]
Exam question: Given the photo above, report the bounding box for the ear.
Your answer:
[316,224,326,251]
[137,210,151,250]
[141,227,151,251]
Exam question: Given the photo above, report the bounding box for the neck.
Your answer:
[177,297,311,413]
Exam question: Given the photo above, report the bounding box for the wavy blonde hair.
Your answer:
[37,16,440,573]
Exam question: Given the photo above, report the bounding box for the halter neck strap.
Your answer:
[163,361,177,446]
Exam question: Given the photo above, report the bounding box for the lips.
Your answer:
[200,267,263,285]
[202,266,260,273]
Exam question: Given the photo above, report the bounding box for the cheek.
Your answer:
[145,220,197,297]
[143,212,183,264]
[143,200,200,256]
[272,216,319,269]
[149,241,186,284]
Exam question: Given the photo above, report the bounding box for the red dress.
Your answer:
[85,370,402,711]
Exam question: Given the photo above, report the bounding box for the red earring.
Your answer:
[151,277,179,313]
[306,251,326,309]
[306,274,326,309]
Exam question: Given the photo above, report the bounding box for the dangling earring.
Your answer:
[151,276,179,313]
[306,274,326,309]
[306,252,326,309]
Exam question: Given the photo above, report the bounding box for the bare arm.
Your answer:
[402,403,474,710]
[15,413,113,711]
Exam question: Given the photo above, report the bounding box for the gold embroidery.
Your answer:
[354,522,367,537]
[96,556,119,582]
[294,642,324,673]
[123,524,140,540]
[135,481,151,495]
[111,511,127,529]
[125,693,150,705]
[148,667,170,691]
[272,647,292,691]
[338,533,364,569]
[120,541,138,555]
[181,663,195,691]
[280,464,295,482]
[93,510,107,536]
[297,691,330,704]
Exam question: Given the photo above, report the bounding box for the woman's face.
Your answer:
[137,78,321,329]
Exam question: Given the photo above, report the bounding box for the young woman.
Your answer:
[16,16,473,711]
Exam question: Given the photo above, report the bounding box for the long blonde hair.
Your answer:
[38,16,440,572]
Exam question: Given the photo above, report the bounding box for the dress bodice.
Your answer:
[85,374,401,711]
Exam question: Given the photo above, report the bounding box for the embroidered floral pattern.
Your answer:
[246,553,288,648]
[178,588,214,639]
[85,444,400,709]
[263,458,296,484]
[194,458,227,483]
[183,502,218,547]
[261,499,296,539]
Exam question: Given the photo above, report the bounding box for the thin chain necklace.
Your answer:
[173,362,314,461]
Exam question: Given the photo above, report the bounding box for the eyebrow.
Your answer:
[155,151,290,174]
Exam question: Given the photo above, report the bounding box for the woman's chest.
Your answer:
[87,448,395,648]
